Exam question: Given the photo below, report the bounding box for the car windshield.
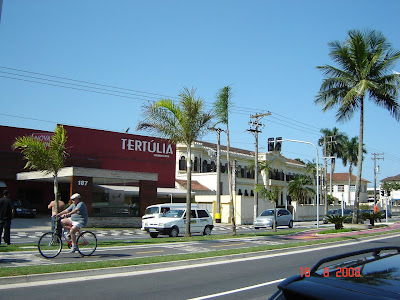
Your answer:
[144,207,160,215]
[327,210,337,215]
[163,209,184,218]
[260,210,274,216]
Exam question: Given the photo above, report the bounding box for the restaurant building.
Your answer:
[0,125,178,226]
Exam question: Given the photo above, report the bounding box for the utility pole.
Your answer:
[372,153,384,205]
[323,136,336,214]
[211,127,225,223]
[247,112,271,221]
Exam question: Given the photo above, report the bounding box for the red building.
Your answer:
[0,125,176,221]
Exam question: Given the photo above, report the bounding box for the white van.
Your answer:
[143,207,213,238]
[141,203,197,230]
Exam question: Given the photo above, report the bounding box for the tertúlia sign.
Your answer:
[121,138,174,158]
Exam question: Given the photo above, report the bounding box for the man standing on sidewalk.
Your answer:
[0,190,14,245]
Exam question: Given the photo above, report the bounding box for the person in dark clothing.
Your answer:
[0,190,14,245]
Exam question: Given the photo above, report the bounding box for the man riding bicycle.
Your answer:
[56,193,88,253]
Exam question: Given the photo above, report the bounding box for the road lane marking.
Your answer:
[136,250,165,254]
[188,278,285,300]
[210,243,246,248]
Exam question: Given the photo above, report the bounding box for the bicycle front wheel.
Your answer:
[77,231,97,256]
[38,232,62,258]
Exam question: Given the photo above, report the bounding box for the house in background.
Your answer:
[381,174,400,205]
[326,173,370,206]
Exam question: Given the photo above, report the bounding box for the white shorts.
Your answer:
[71,220,83,228]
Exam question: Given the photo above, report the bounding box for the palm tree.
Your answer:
[287,174,315,205]
[341,136,367,206]
[12,125,68,215]
[137,87,213,237]
[214,86,235,234]
[315,29,400,223]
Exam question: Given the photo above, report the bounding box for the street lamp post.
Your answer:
[280,139,320,228]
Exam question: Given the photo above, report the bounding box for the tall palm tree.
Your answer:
[287,174,315,205]
[214,86,236,235]
[315,29,400,223]
[341,136,367,205]
[12,125,68,214]
[137,87,213,237]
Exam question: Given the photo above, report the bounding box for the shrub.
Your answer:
[325,214,350,230]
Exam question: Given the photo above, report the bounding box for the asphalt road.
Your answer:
[2,234,399,300]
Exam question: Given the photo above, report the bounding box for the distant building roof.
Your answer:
[193,140,305,166]
[176,179,211,191]
[327,173,370,183]
[381,174,400,182]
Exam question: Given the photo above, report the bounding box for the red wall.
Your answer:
[0,125,176,188]
[63,125,176,187]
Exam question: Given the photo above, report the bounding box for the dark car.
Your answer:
[13,200,36,218]
[269,247,400,300]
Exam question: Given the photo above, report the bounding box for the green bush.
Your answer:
[325,214,350,230]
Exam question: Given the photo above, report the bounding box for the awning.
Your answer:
[16,166,158,185]
[97,184,194,197]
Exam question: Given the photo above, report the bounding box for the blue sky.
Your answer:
[1,0,399,185]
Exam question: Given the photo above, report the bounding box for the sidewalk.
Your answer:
[285,221,400,240]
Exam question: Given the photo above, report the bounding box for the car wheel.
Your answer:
[288,220,293,228]
[203,226,212,236]
[169,227,179,237]
[149,232,158,238]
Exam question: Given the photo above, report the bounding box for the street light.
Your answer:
[280,139,320,228]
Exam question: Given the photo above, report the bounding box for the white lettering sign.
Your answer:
[32,133,53,147]
[121,138,174,157]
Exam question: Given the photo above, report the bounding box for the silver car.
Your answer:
[254,209,293,229]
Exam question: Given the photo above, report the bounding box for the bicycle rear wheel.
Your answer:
[38,232,62,258]
[77,231,97,256]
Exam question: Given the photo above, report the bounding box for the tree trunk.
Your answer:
[273,201,277,232]
[348,164,352,207]
[185,144,192,237]
[353,98,364,224]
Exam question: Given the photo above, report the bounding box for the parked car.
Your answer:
[12,200,36,218]
[381,209,392,218]
[269,247,400,300]
[254,209,293,229]
[143,207,213,238]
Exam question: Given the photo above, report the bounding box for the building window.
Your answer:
[338,185,344,192]
[179,156,186,171]
[202,160,208,173]
[194,157,198,172]
[350,185,355,192]
[238,189,242,195]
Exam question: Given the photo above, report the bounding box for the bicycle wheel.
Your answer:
[77,231,97,256]
[38,232,62,258]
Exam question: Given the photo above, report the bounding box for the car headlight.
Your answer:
[16,208,22,212]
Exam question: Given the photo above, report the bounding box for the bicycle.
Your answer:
[38,216,97,258]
